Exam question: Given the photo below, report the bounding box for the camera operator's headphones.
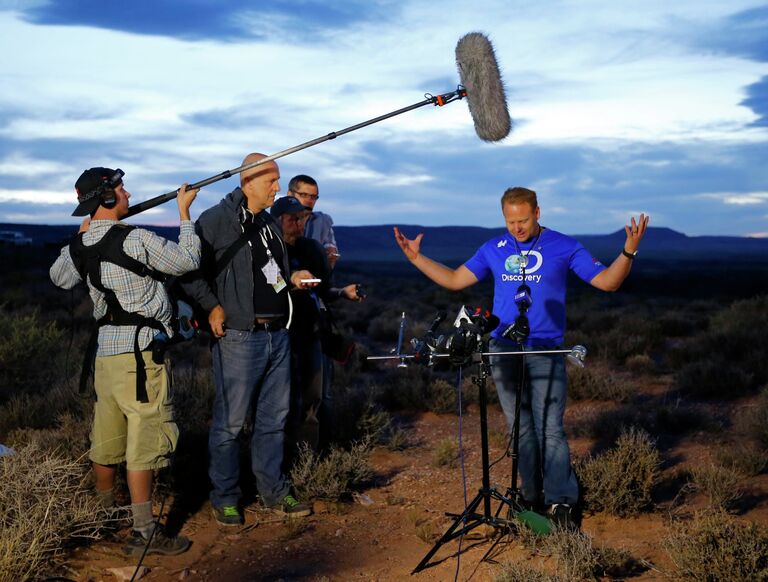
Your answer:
[72,168,125,216]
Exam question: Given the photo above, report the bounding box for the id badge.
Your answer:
[262,257,287,293]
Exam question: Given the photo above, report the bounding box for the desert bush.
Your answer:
[567,363,632,402]
[567,402,716,443]
[734,387,768,448]
[0,382,86,440]
[675,358,755,399]
[291,441,373,501]
[715,444,768,476]
[0,444,104,582]
[171,365,214,435]
[493,561,562,582]
[672,296,768,397]
[542,528,599,582]
[427,378,458,414]
[576,427,660,516]
[379,364,432,411]
[432,437,458,468]
[664,510,768,581]
[7,413,91,458]
[0,307,67,399]
[591,320,662,364]
[687,463,743,510]
[625,353,656,375]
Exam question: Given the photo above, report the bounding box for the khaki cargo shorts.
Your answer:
[89,351,179,471]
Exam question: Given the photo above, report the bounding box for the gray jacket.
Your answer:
[181,187,292,331]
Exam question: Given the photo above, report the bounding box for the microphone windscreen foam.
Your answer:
[455,32,511,142]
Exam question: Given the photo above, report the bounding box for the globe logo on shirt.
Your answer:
[504,254,526,274]
[505,251,544,275]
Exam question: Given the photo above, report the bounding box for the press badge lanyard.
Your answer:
[258,228,287,293]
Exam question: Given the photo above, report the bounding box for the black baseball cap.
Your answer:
[270,196,310,219]
[72,167,124,216]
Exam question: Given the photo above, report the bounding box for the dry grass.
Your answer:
[0,444,104,582]
[664,510,768,581]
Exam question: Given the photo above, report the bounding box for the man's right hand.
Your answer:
[208,305,226,338]
[393,227,423,262]
[177,182,199,221]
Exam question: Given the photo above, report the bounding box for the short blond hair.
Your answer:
[501,187,538,209]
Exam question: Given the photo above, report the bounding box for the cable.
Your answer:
[453,366,468,582]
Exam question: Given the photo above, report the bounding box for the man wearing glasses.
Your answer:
[287,175,339,269]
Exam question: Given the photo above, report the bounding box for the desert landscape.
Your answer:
[1,228,767,581]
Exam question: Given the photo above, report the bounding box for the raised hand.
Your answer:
[393,227,424,262]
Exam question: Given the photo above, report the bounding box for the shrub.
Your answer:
[427,378,458,414]
[567,363,632,402]
[687,463,743,510]
[625,353,656,375]
[0,444,103,581]
[432,437,458,468]
[715,444,768,477]
[542,528,599,581]
[675,358,755,399]
[0,307,67,399]
[664,511,768,581]
[576,427,660,516]
[734,388,768,448]
[0,382,86,441]
[290,441,373,501]
[493,561,561,582]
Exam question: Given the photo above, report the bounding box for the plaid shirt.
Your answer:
[50,220,200,357]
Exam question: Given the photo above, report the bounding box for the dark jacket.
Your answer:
[181,187,292,331]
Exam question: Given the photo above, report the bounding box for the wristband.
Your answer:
[622,248,638,260]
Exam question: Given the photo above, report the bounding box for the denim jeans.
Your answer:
[490,338,579,505]
[209,328,291,508]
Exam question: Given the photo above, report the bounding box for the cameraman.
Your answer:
[394,186,648,528]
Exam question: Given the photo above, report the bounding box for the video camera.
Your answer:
[411,306,499,367]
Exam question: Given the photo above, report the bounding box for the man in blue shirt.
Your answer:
[394,186,648,528]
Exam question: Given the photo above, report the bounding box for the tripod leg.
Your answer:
[411,491,487,574]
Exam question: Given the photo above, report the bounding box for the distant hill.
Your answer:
[3,223,768,264]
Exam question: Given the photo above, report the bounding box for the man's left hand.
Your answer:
[291,270,319,289]
[624,213,650,252]
[341,284,364,302]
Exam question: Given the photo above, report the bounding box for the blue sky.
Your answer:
[0,1,766,236]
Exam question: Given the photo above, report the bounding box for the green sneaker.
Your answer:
[269,494,312,518]
[212,504,244,526]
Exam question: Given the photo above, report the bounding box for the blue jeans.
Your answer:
[490,339,578,505]
[209,328,291,508]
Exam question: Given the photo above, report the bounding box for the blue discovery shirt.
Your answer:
[464,228,606,345]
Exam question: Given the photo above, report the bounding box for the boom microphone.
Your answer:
[126,33,512,218]
[455,32,511,142]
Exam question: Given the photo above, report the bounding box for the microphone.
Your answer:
[427,310,448,336]
[455,32,512,142]
[514,284,532,311]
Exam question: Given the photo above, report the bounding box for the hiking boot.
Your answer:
[268,494,312,517]
[123,526,191,556]
[549,503,577,530]
[212,504,244,526]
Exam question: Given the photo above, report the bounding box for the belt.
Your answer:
[253,317,286,332]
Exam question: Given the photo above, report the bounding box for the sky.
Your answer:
[0,0,766,236]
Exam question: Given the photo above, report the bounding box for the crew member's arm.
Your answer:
[141,183,201,275]
[49,218,91,289]
[590,214,649,292]
[393,227,478,291]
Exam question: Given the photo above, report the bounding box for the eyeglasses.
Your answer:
[290,189,319,201]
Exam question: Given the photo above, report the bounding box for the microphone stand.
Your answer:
[411,340,551,574]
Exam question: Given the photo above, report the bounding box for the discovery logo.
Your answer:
[504,250,543,275]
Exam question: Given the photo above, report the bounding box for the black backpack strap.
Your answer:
[70,224,166,402]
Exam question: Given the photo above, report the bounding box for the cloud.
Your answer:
[740,75,768,127]
[12,0,395,43]
[697,191,768,205]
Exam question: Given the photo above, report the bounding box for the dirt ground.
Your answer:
[68,399,768,582]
